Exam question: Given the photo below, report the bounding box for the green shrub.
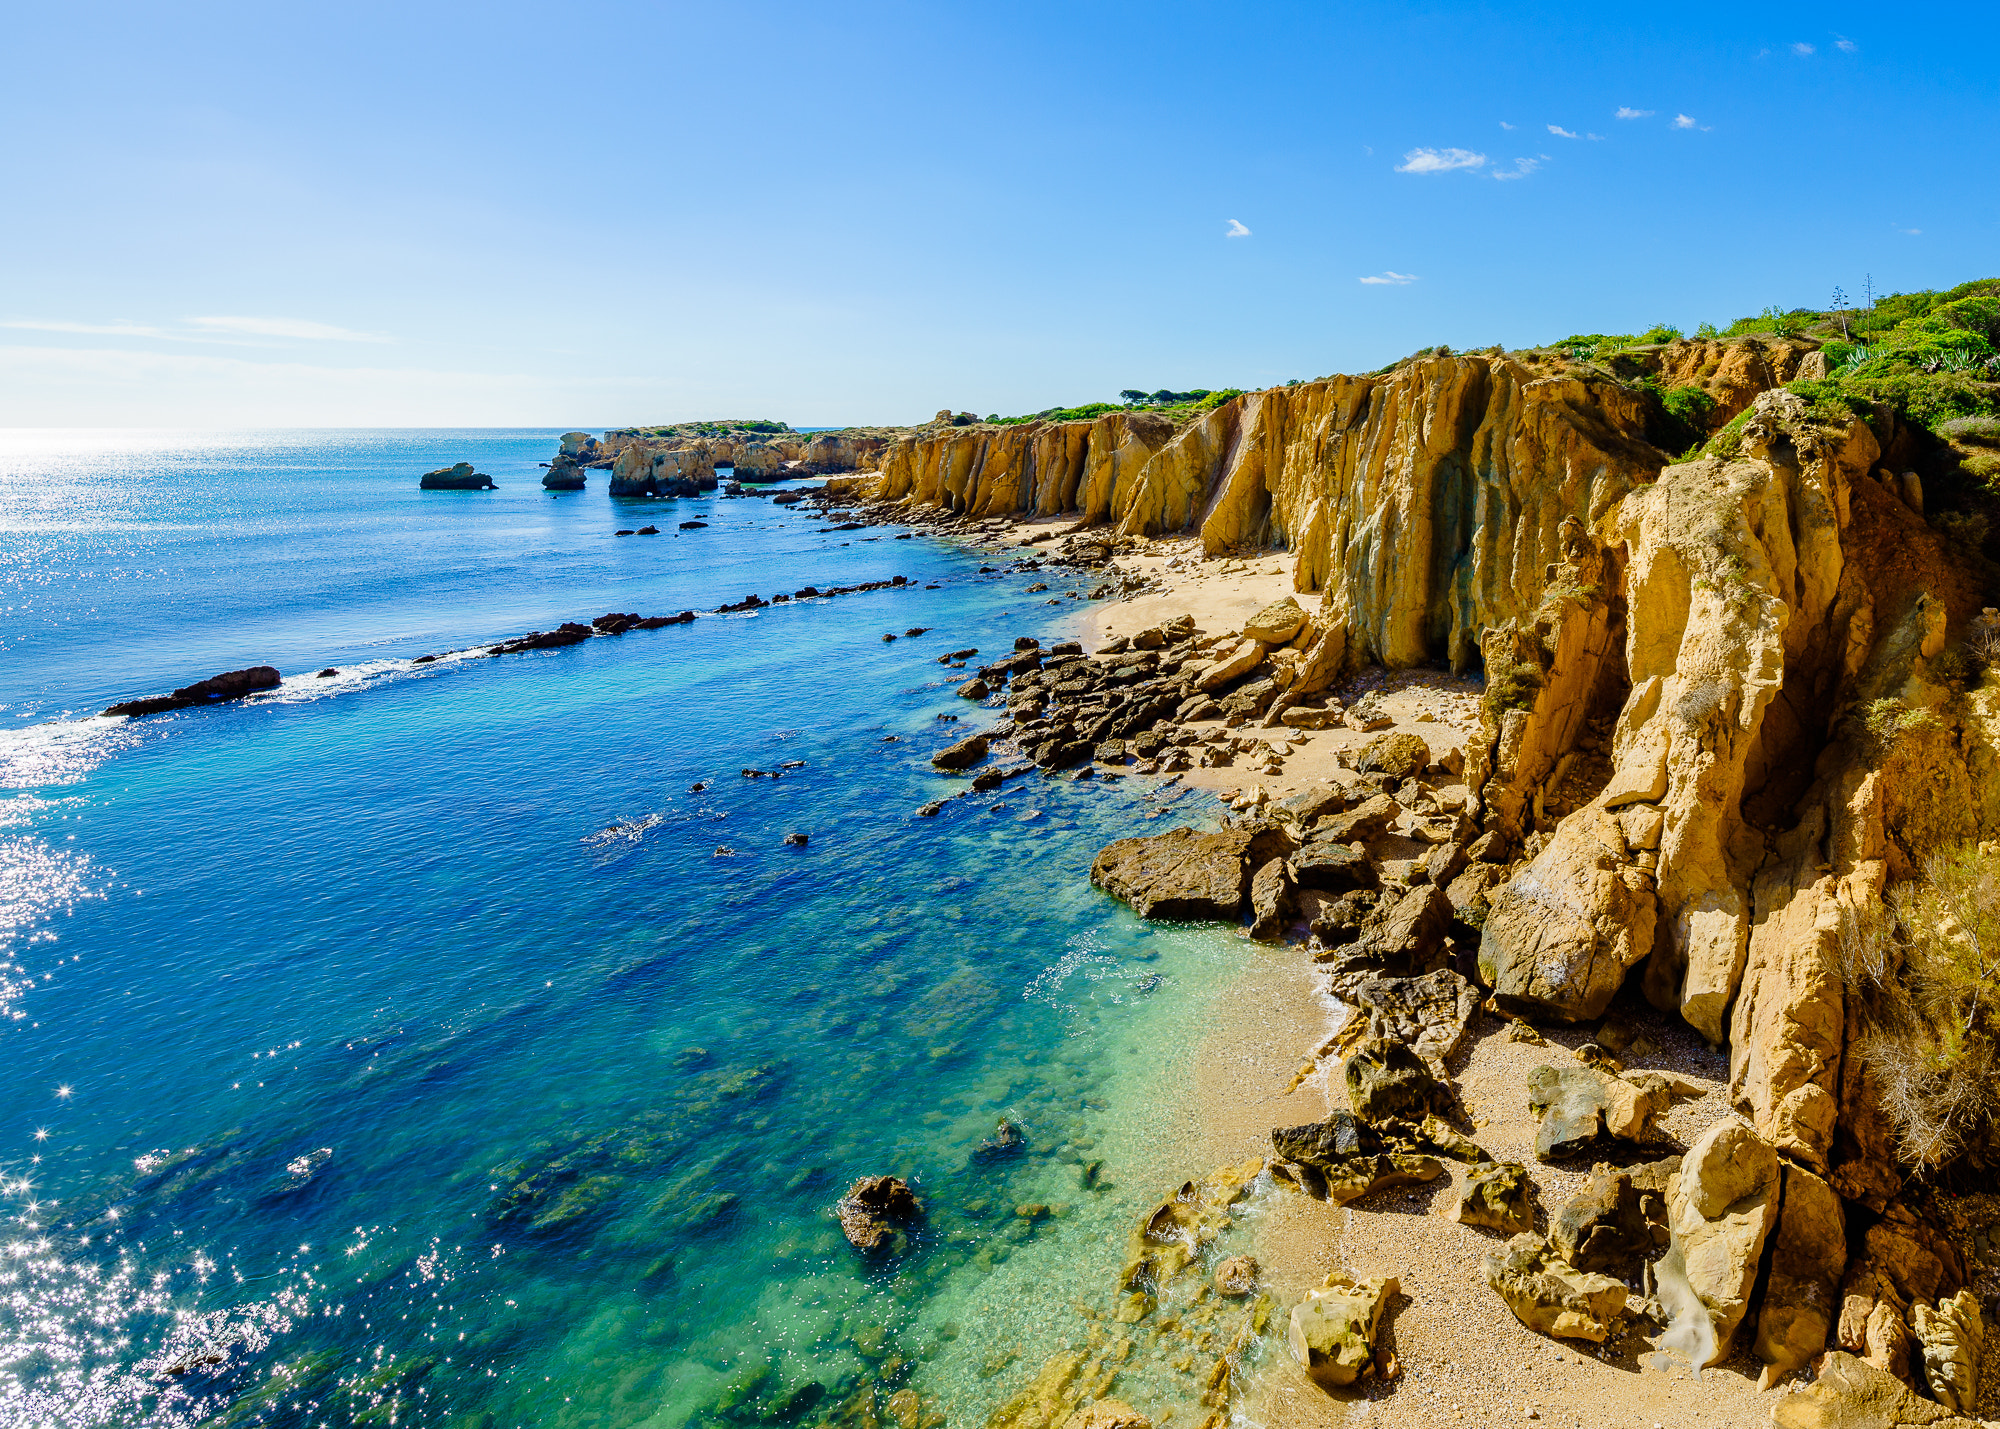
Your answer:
[1703,407,1757,458]
[1695,322,1721,340]
[1660,384,1717,428]
[1480,657,1543,719]
[1637,323,1684,345]
[1863,696,1942,750]
[1942,416,2000,447]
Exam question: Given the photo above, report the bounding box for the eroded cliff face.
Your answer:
[860,358,1671,676]
[1478,394,1997,1184]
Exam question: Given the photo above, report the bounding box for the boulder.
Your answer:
[1451,1161,1534,1234]
[1357,731,1431,779]
[1913,1290,1984,1416]
[1525,1064,1671,1160]
[103,664,283,717]
[1312,794,1400,845]
[1665,1120,1781,1366]
[1754,1162,1847,1388]
[1290,841,1376,892]
[1276,783,1349,824]
[932,734,990,770]
[1287,1271,1399,1388]
[1214,1256,1259,1297]
[1478,807,1658,1021]
[420,461,496,489]
[1325,968,1480,1073]
[836,1175,921,1252]
[1090,827,1252,920]
[1345,1038,1446,1123]
[1272,1112,1367,1168]
[1347,882,1452,973]
[1242,597,1309,644]
[1484,1233,1629,1342]
[1769,1350,1982,1429]
[1196,638,1267,692]
[1549,1160,1674,1273]
[1248,858,1293,941]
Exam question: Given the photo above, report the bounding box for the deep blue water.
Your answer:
[0,432,1242,1427]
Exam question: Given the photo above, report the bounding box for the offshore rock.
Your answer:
[1062,1400,1151,1429]
[104,665,282,717]
[419,461,495,489]
[1120,1159,1263,1291]
[1090,827,1252,921]
[1288,1271,1398,1389]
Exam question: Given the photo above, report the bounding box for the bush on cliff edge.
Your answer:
[1842,843,2000,1173]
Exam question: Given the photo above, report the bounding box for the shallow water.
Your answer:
[0,431,1249,1427]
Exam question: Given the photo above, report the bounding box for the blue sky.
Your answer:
[2,1,1994,427]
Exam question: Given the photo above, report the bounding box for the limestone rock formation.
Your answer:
[1525,1063,1671,1159]
[1089,827,1252,920]
[1769,1349,1983,1429]
[610,443,717,496]
[1288,1271,1398,1388]
[1483,1233,1629,1342]
[1451,1161,1534,1234]
[1548,1160,1674,1273]
[1754,1161,1847,1387]
[1664,1121,1781,1366]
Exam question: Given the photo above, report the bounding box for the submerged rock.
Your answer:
[835,1175,921,1252]
[1214,1255,1259,1297]
[932,734,990,770]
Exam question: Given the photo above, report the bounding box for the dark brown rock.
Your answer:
[1291,841,1377,892]
[932,734,990,770]
[1248,857,1293,941]
[104,665,283,717]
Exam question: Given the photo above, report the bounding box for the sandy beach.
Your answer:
[1069,535,1806,1429]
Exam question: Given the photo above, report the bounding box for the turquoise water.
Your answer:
[0,432,1245,1427]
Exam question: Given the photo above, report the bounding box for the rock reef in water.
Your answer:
[104,665,282,717]
[419,462,496,490]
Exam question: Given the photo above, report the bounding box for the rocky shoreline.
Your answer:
[796,385,2000,1429]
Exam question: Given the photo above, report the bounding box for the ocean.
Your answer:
[0,431,1254,1428]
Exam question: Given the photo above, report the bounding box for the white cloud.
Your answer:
[1900,227,1922,236]
[1586,132,1605,141]
[1492,157,1541,181]
[1673,114,1697,129]
[1358,271,1419,285]
[1,319,174,338]
[1836,36,1858,52]
[1499,120,1516,130]
[1548,124,1580,139]
[186,315,390,342]
[1224,219,1251,238]
[1615,107,1654,120]
[1395,147,1487,174]
[1792,41,1815,55]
